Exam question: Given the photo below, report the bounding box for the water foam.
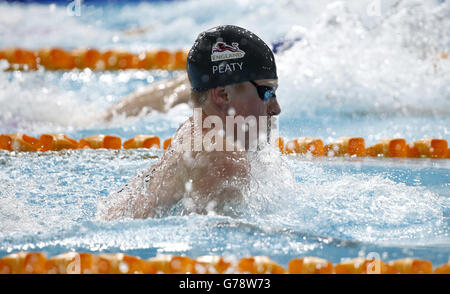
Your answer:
[0,70,100,134]
[0,0,335,50]
[0,69,189,135]
[276,0,450,117]
[242,145,447,245]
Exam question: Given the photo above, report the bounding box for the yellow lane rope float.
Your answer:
[0,133,449,158]
[0,252,448,274]
[0,48,188,71]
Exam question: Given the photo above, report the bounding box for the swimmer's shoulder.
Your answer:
[163,116,195,153]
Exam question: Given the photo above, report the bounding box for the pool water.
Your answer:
[0,0,449,267]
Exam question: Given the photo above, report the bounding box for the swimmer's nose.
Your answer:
[267,98,281,116]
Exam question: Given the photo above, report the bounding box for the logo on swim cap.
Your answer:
[211,41,245,62]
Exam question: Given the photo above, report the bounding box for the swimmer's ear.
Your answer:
[210,86,230,109]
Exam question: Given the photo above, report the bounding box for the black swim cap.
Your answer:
[187,25,277,91]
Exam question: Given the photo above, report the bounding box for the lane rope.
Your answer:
[1,133,448,158]
[0,47,188,71]
[1,47,447,71]
[0,251,448,274]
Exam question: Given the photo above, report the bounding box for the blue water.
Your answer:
[0,0,449,267]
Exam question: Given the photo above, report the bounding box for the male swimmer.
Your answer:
[102,37,294,120]
[101,25,281,219]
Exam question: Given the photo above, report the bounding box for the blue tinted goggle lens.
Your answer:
[250,80,276,101]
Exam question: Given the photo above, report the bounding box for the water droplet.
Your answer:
[119,261,129,273]
[185,179,193,192]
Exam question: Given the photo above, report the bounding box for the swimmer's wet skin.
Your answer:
[101,25,281,219]
[103,73,191,121]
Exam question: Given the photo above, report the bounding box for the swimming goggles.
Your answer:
[249,80,277,101]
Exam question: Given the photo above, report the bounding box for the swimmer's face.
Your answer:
[224,79,281,149]
[225,79,281,119]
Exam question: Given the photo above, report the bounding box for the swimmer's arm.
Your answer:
[100,147,187,220]
[102,72,190,121]
[189,151,249,202]
[99,167,160,220]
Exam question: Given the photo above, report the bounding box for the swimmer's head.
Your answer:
[187,25,280,117]
[187,25,280,150]
[187,25,277,92]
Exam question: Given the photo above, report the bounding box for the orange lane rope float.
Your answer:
[0,252,448,274]
[284,137,325,156]
[324,137,366,157]
[2,48,448,71]
[280,136,448,158]
[123,135,160,149]
[0,134,449,158]
[0,48,188,71]
[78,135,122,150]
[0,134,167,152]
